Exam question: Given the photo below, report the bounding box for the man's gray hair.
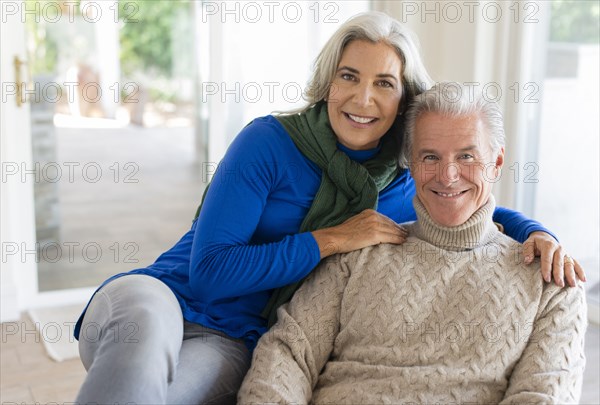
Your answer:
[298,11,433,114]
[400,82,506,168]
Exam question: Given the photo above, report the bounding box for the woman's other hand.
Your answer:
[523,231,586,287]
[312,209,408,259]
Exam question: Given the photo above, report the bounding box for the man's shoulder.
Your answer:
[485,231,540,276]
[339,242,404,263]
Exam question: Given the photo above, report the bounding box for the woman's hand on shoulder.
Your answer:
[523,231,586,287]
[312,209,408,259]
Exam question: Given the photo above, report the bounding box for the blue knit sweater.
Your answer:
[74,115,550,350]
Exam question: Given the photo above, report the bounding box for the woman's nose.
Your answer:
[352,83,373,106]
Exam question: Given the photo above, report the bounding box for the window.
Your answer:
[532,0,599,283]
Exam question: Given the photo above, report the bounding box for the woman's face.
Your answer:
[327,40,403,151]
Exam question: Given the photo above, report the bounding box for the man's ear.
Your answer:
[495,147,505,170]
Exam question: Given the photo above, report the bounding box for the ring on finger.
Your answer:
[564,255,574,265]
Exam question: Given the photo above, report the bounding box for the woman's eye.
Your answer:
[341,73,355,81]
[460,154,475,160]
[377,80,393,88]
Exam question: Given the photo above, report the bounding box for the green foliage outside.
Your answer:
[25,0,193,103]
[24,0,74,75]
[550,0,600,44]
[26,22,59,75]
[118,0,192,77]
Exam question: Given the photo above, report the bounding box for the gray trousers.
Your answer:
[76,275,251,405]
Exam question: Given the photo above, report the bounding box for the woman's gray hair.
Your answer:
[399,82,506,168]
[296,11,433,114]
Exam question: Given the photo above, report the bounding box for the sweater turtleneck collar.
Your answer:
[412,194,498,251]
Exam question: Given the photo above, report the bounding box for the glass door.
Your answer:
[24,0,204,291]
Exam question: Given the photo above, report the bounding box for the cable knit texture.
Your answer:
[238,196,587,404]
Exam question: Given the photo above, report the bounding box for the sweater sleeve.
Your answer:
[189,119,321,301]
[238,254,350,404]
[499,283,587,404]
[492,206,558,243]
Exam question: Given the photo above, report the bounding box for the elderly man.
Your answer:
[237,83,587,404]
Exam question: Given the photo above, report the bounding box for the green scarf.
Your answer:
[261,101,401,326]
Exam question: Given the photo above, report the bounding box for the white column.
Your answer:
[93,0,121,119]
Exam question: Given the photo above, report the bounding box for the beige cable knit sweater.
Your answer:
[238,196,587,404]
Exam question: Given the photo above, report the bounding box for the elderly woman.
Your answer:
[237,83,587,404]
[74,12,583,405]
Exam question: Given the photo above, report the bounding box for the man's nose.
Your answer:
[440,162,461,185]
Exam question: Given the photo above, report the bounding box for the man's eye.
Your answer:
[460,154,475,160]
[423,155,438,161]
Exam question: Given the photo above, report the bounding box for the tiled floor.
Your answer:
[1,314,86,403]
[1,314,598,404]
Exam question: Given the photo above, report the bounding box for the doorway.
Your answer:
[24,0,205,291]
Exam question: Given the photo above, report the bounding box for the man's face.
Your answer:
[410,112,504,227]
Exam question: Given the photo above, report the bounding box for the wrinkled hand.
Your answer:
[312,209,408,259]
[523,231,586,287]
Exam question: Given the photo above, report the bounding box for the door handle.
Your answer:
[14,55,28,107]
